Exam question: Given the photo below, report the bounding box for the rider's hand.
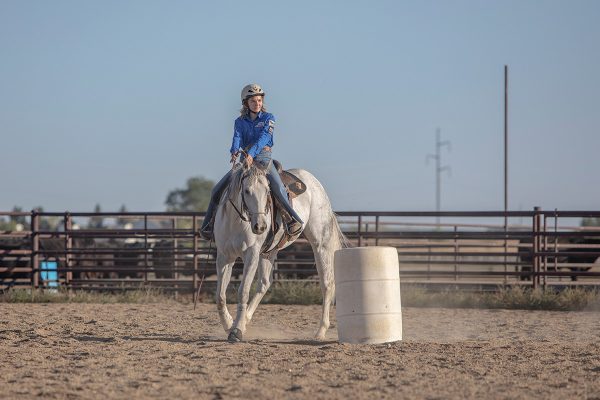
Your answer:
[245,155,254,167]
[230,152,238,163]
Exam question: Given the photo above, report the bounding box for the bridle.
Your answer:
[228,166,272,223]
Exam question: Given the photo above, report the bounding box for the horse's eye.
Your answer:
[245,189,250,194]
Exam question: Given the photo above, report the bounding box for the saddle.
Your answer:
[260,160,306,256]
[272,160,307,199]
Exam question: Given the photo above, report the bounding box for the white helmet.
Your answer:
[241,83,265,102]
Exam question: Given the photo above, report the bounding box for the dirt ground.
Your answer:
[1,302,599,399]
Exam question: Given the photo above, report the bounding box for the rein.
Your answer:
[228,164,272,223]
[228,197,250,222]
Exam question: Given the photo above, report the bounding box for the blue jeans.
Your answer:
[245,149,303,224]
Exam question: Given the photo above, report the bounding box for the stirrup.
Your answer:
[199,225,213,240]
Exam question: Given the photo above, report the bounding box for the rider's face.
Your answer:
[247,96,263,114]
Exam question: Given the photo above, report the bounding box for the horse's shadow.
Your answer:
[70,333,339,346]
[71,332,338,346]
[191,336,338,346]
[269,339,338,346]
[72,334,202,344]
[120,334,200,344]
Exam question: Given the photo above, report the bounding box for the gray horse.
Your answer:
[213,163,346,342]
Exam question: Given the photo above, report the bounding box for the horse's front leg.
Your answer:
[246,254,275,324]
[228,247,261,342]
[216,253,236,333]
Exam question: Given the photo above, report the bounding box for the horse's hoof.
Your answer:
[315,326,328,340]
[228,328,243,343]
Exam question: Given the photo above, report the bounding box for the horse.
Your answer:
[213,162,347,342]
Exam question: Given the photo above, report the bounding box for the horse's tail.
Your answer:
[332,211,352,250]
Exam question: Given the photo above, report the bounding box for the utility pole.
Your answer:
[427,128,451,227]
[504,65,509,230]
[502,66,510,283]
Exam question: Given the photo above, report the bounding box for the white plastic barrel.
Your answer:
[334,247,402,344]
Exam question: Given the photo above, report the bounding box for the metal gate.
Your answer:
[1,209,599,292]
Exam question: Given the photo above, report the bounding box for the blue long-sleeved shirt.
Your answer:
[229,111,275,158]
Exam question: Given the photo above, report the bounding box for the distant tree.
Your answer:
[88,204,104,229]
[165,176,214,212]
[9,206,28,227]
[33,206,56,231]
[0,206,29,231]
[116,204,129,227]
[0,217,15,231]
[581,217,600,227]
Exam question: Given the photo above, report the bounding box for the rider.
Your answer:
[199,83,304,240]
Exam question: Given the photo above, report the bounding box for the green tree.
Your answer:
[165,176,214,212]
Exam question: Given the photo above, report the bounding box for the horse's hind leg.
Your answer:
[305,227,337,340]
[315,246,336,340]
[246,255,275,324]
[216,253,236,333]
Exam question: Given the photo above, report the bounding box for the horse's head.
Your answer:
[240,164,271,235]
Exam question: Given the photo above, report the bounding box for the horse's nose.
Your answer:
[253,223,266,233]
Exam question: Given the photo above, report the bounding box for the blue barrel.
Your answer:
[40,261,58,287]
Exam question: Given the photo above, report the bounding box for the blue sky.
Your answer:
[1,0,599,213]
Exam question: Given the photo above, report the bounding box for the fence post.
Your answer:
[173,217,178,294]
[454,225,458,281]
[357,215,362,247]
[65,213,72,286]
[553,209,559,282]
[31,210,39,289]
[542,214,548,289]
[193,215,198,297]
[144,214,148,285]
[532,207,542,289]
[427,245,431,280]
[375,216,380,246]
[503,212,508,284]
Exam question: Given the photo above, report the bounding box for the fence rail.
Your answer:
[1,209,600,293]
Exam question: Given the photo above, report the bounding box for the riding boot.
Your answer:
[266,164,304,236]
[200,171,232,240]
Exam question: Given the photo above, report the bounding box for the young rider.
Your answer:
[199,83,304,239]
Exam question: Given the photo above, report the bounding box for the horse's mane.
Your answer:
[225,163,269,204]
[243,163,269,184]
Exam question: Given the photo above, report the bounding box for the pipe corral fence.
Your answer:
[1,209,600,293]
